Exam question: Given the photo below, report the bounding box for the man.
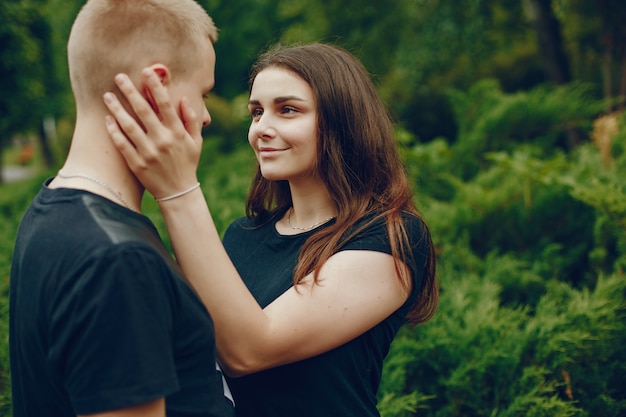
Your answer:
[9,1,233,416]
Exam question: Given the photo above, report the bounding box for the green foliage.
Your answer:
[403,78,623,288]
[0,0,47,142]
[446,79,609,178]
[550,137,626,274]
[379,266,626,417]
[408,144,597,287]
[389,75,626,416]
[378,391,435,417]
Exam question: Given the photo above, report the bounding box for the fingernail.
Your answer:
[143,68,155,79]
[114,73,127,85]
[103,92,114,103]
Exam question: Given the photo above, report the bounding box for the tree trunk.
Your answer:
[596,0,626,109]
[602,48,613,101]
[619,55,626,110]
[38,116,56,169]
[528,0,572,85]
[528,0,582,149]
[0,144,5,184]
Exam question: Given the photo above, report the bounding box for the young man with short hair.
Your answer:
[9,1,233,416]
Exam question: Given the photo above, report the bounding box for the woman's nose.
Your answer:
[252,114,276,138]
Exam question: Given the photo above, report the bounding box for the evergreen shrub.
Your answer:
[378,262,626,417]
[382,80,626,416]
[445,79,609,179]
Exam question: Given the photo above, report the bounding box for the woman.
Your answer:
[104,43,438,417]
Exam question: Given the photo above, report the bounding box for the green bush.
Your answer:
[444,79,610,179]
[378,264,626,417]
[380,78,626,416]
[407,144,598,288]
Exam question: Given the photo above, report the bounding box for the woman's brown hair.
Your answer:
[245,43,438,324]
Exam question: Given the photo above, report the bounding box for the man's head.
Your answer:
[68,0,217,111]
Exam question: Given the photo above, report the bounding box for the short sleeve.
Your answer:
[340,214,430,300]
[48,244,180,414]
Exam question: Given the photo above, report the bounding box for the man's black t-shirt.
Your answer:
[9,182,234,416]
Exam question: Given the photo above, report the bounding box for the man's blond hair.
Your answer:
[68,0,217,107]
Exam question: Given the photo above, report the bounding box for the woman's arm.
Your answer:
[104,69,410,376]
[160,190,408,376]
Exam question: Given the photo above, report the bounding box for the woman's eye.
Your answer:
[250,108,263,118]
[282,106,297,114]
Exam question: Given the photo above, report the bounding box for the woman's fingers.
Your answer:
[104,114,144,170]
[117,69,202,151]
[139,68,203,146]
[180,97,203,143]
[139,68,180,131]
[102,77,162,171]
[112,74,157,146]
[103,69,202,199]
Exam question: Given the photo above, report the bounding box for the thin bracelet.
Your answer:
[155,182,201,202]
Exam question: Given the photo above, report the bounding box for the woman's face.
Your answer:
[247,67,319,182]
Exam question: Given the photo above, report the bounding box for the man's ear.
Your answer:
[144,64,171,116]
[148,63,171,86]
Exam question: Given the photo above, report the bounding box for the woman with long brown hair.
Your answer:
[104,43,438,417]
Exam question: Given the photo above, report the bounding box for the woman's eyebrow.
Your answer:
[248,95,307,105]
[274,95,306,103]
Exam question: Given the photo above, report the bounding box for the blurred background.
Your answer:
[2,0,625,174]
[1,0,625,416]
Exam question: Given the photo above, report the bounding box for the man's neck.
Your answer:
[51,115,144,212]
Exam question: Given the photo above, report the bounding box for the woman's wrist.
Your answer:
[154,184,206,213]
[155,182,201,202]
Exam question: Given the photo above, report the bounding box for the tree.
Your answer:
[558,0,626,103]
[527,0,572,85]
[0,0,47,182]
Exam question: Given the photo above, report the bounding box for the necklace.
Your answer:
[57,171,135,212]
[287,208,335,231]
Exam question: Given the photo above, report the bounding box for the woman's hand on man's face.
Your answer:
[103,68,202,200]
